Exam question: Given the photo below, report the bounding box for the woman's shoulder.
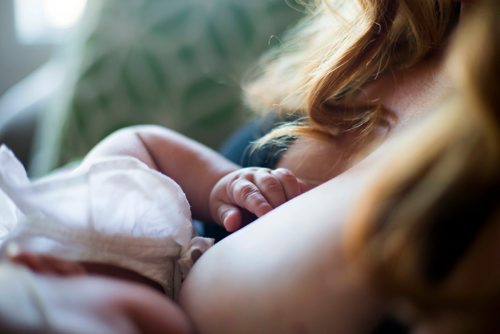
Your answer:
[179,147,389,333]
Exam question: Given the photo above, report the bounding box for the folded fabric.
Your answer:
[0,145,212,298]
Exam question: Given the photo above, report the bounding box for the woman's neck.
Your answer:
[362,50,452,134]
[361,2,476,135]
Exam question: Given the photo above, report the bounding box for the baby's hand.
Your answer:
[209,167,309,232]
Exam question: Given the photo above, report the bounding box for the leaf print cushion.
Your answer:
[33,0,302,174]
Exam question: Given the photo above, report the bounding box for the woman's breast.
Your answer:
[179,152,390,333]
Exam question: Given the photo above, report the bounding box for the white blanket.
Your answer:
[0,145,212,298]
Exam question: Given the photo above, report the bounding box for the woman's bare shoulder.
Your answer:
[179,150,388,333]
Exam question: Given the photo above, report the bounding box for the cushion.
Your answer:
[32,0,302,174]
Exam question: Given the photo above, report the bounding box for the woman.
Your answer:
[180,0,499,333]
[1,0,496,333]
[346,0,500,332]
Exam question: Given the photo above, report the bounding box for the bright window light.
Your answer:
[15,0,88,44]
[44,0,88,29]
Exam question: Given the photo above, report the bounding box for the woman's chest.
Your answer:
[276,135,364,186]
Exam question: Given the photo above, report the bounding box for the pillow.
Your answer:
[32,0,302,174]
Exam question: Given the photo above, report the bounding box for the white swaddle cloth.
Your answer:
[0,145,213,299]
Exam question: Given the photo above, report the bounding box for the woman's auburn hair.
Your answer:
[244,0,460,138]
[346,0,500,331]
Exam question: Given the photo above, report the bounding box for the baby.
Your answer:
[0,144,209,298]
[0,135,308,333]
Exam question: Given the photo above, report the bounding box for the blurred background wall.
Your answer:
[0,0,89,169]
[0,0,52,96]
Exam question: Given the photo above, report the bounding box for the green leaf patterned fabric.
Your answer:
[34,0,302,173]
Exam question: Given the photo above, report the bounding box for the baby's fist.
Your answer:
[209,167,309,232]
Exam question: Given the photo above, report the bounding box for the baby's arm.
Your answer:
[78,125,239,223]
[79,125,309,230]
[209,167,310,231]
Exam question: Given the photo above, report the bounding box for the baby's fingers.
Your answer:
[214,203,242,232]
[254,170,288,208]
[270,168,304,200]
[231,179,273,218]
